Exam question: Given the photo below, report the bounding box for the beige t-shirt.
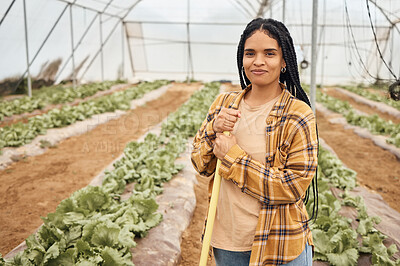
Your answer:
[211,93,281,251]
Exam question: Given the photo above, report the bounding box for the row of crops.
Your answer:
[0,81,398,265]
[0,82,220,265]
[0,81,125,121]
[307,86,400,148]
[341,85,400,111]
[308,147,399,265]
[0,80,169,153]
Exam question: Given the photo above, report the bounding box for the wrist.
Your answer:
[212,119,219,133]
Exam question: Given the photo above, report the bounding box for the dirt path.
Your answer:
[324,87,400,124]
[0,82,201,255]
[0,83,132,127]
[179,174,215,266]
[316,110,400,212]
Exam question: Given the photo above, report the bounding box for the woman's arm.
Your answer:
[218,110,318,205]
[191,93,227,176]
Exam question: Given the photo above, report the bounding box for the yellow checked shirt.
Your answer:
[191,85,318,265]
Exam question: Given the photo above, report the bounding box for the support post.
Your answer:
[99,13,104,81]
[23,0,32,97]
[121,20,125,80]
[310,0,318,112]
[125,23,135,78]
[269,1,272,18]
[186,0,193,83]
[282,0,286,23]
[69,4,76,88]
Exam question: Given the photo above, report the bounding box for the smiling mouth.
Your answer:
[251,69,267,75]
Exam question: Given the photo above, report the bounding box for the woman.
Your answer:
[191,18,318,266]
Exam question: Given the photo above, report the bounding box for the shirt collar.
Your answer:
[228,83,292,117]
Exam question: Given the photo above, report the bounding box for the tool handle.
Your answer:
[199,131,229,266]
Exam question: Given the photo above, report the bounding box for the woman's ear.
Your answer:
[282,60,286,69]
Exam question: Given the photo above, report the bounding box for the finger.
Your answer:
[225,115,238,123]
[223,120,235,128]
[226,109,241,118]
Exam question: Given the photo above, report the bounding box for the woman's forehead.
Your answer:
[244,31,280,49]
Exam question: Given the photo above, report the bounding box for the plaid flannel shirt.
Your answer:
[191,85,318,265]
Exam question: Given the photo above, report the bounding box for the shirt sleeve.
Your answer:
[218,109,318,205]
[191,93,229,177]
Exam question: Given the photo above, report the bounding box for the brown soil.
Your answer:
[316,110,400,212]
[0,82,201,256]
[324,88,400,124]
[179,83,400,265]
[179,174,215,266]
[0,83,133,127]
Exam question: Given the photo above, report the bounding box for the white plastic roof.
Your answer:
[0,0,399,89]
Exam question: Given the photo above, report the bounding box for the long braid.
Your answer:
[236,18,319,222]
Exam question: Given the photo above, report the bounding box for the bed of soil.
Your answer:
[0,82,201,256]
[324,87,400,123]
[0,83,132,127]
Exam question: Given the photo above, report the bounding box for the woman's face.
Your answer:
[243,30,286,88]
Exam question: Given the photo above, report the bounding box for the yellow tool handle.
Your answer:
[199,131,229,266]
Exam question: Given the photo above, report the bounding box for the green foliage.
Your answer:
[0,81,123,120]
[4,187,158,265]
[310,147,400,265]
[342,85,400,111]
[0,80,170,151]
[316,89,400,148]
[1,82,221,265]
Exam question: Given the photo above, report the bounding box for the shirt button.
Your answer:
[266,120,272,125]
[267,156,272,161]
[268,132,271,136]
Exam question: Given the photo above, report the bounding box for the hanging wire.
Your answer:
[344,0,379,81]
[0,0,16,27]
[342,1,361,82]
[365,0,398,80]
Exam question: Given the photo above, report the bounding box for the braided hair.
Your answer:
[237,18,319,221]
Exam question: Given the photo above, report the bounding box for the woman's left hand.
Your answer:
[213,133,237,160]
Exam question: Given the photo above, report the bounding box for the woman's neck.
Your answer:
[244,82,282,107]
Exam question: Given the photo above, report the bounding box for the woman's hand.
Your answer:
[213,108,241,133]
[213,133,237,160]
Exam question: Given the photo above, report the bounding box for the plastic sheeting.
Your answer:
[0,0,399,90]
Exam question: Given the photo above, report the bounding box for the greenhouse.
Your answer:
[0,0,399,265]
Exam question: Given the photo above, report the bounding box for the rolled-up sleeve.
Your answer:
[191,93,228,177]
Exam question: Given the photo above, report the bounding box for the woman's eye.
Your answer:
[266,52,275,56]
[245,52,254,56]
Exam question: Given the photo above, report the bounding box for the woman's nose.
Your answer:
[253,54,265,66]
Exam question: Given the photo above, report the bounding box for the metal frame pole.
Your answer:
[282,0,286,23]
[121,20,125,80]
[269,3,272,18]
[69,4,76,88]
[320,0,326,88]
[99,13,104,81]
[310,0,318,112]
[186,0,194,83]
[23,0,32,97]
[124,23,135,78]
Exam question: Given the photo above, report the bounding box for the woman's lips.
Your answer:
[251,69,267,75]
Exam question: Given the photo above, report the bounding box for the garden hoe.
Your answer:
[199,131,229,266]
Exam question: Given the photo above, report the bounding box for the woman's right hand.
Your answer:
[213,108,241,133]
